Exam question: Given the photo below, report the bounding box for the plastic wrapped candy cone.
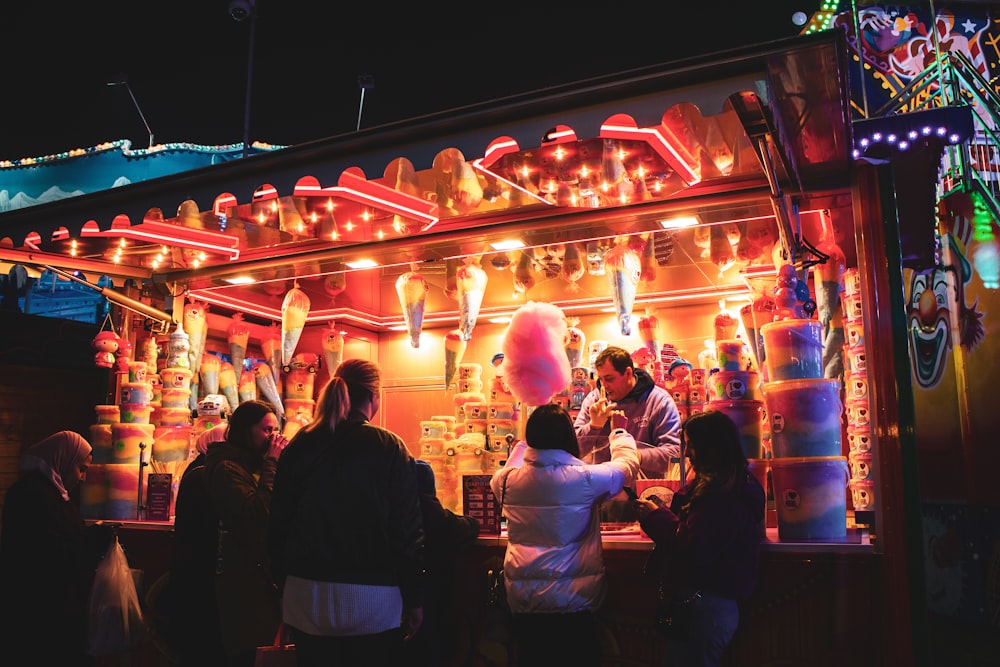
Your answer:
[253,363,284,417]
[167,323,191,369]
[564,318,586,369]
[513,251,536,294]
[444,258,459,301]
[199,354,221,395]
[261,324,283,388]
[227,313,250,376]
[561,242,585,292]
[183,299,209,380]
[444,329,467,391]
[637,309,660,359]
[238,369,257,403]
[395,268,429,348]
[219,361,240,412]
[639,234,657,285]
[281,284,311,368]
[321,322,344,374]
[604,242,641,335]
[456,261,487,341]
[323,271,346,302]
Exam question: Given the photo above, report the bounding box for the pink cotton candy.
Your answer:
[501,301,571,406]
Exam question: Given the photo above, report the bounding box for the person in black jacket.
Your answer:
[268,358,425,667]
[405,459,480,667]
[0,431,105,666]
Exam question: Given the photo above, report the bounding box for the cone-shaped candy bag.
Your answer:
[254,362,284,417]
[219,361,240,412]
[395,268,429,348]
[564,317,586,369]
[227,313,250,376]
[444,329,467,391]
[513,251,536,294]
[321,322,344,375]
[640,234,657,285]
[323,272,346,302]
[281,284,311,368]
[200,354,221,395]
[637,309,660,358]
[238,369,257,403]
[456,261,487,341]
[261,324,283,389]
[561,242,585,292]
[184,300,209,406]
[604,242,641,335]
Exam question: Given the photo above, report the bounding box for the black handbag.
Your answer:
[486,477,509,612]
[655,589,700,640]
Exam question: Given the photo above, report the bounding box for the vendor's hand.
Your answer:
[588,386,618,429]
[609,410,628,432]
[634,497,659,520]
[401,607,424,641]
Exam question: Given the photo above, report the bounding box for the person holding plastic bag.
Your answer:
[0,431,108,666]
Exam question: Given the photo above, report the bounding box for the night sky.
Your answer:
[1,1,820,161]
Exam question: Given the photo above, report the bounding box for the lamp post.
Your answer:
[107,77,155,148]
[230,0,258,158]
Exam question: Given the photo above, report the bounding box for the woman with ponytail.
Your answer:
[268,358,425,667]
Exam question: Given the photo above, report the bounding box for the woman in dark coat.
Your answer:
[0,431,103,666]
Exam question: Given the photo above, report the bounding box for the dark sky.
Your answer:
[1,1,821,161]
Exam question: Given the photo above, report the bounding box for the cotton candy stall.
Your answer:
[456,260,487,341]
[281,283,311,368]
[321,322,344,374]
[603,241,641,335]
[396,267,429,348]
[227,313,250,376]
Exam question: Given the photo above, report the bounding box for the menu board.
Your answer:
[462,474,502,534]
[145,473,173,522]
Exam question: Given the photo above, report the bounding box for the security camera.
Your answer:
[228,0,255,21]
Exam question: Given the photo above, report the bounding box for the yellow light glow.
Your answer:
[345,258,379,269]
[224,276,257,285]
[490,239,525,251]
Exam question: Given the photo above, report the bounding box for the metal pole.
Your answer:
[124,84,155,148]
[242,4,258,158]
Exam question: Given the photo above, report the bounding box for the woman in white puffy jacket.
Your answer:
[490,403,638,667]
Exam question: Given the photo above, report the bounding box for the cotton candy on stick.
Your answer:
[321,322,344,374]
[456,260,487,341]
[637,309,660,359]
[227,313,250,376]
[604,242,641,335]
[219,362,239,412]
[502,301,572,407]
[281,284,311,368]
[444,329,467,391]
[395,267,429,348]
[253,362,284,417]
[238,369,257,403]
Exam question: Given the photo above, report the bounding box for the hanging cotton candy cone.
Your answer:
[281,284,311,368]
[254,363,284,417]
[219,361,239,412]
[564,317,586,369]
[395,268,429,348]
[637,309,660,358]
[561,242,585,292]
[238,369,257,403]
[456,261,487,341]
[640,234,657,285]
[200,354,221,395]
[321,322,344,374]
[604,242,640,335]
[227,313,250,376]
[261,324,283,388]
[444,329,467,391]
[323,271,346,303]
[183,299,209,380]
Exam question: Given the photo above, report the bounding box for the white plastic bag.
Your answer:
[88,534,145,656]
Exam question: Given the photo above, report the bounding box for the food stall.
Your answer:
[1,30,932,665]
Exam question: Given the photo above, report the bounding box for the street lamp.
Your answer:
[229,0,257,158]
[107,76,155,148]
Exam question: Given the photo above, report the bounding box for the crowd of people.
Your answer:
[0,343,765,667]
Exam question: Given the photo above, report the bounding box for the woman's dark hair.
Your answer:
[524,403,580,458]
[305,358,382,434]
[681,409,748,509]
[227,400,276,448]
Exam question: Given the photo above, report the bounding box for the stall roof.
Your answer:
[0,31,853,328]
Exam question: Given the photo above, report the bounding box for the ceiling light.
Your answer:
[345,258,380,269]
[224,275,257,285]
[659,216,699,229]
[490,239,525,251]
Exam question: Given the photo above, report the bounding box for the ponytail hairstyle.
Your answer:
[305,358,382,434]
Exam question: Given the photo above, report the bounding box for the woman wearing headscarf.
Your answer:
[0,431,102,666]
[490,404,638,667]
[634,409,766,667]
[203,400,289,666]
[268,358,425,667]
